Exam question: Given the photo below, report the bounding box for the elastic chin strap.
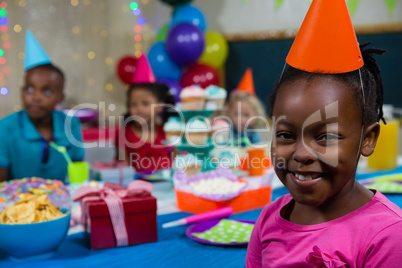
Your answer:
[355,68,365,165]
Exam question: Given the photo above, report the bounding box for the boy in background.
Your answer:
[0,30,84,182]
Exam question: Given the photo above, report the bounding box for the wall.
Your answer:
[0,0,400,118]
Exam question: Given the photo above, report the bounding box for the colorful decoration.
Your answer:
[155,23,169,42]
[166,23,205,66]
[24,30,52,70]
[286,0,363,74]
[198,31,228,68]
[116,55,138,84]
[148,41,182,81]
[273,0,397,18]
[131,53,156,84]
[170,4,207,32]
[346,0,361,16]
[140,2,228,93]
[180,63,219,89]
[275,0,285,11]
[0,1,7,91]
[130,1,144,58]
[384,0,398,15]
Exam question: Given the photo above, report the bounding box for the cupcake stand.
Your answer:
[170,110,273,214]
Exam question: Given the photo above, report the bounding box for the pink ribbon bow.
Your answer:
[73,180,152,247]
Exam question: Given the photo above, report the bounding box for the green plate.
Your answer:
[180,110,215,121]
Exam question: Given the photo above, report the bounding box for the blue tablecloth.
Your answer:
[1,176,402,268]
[0,188,290,268]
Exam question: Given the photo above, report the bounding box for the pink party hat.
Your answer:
[131,53,156,83]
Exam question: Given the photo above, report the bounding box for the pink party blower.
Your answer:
[162,207,234,228]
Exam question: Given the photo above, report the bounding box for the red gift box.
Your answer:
[74,181,157,250]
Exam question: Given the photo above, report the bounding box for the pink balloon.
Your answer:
[180,63,220,88]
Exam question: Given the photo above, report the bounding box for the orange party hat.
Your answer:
[131,53,156,83]
[286,0,363,74]
[236,68,255,94]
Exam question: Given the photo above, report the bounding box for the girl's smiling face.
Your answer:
[271,76,369,208]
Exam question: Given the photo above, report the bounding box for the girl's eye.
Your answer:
[25,86,34,93]
[318,133,340,142]
[43,89,53,96]
[276,132,294,140]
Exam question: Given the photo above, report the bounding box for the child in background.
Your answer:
[246,1,402,267]
[225,91,266,147]
[0,31,84,182]
[224,68,267,147]
[115,54,175,173]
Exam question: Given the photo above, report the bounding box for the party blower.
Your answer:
[162,207,234,228]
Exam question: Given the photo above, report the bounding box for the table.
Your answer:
[1,168,402,268]
[0,186,289,268]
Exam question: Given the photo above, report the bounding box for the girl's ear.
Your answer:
[58,92,65,104]
[361,122,380,157]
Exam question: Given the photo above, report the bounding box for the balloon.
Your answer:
[198,31,229,68]
[156,23,169,42]
[171,4,207,32]
[180,63,220,89]
[159,0,193,7]
[116,56,138,84]
[148,42,182,81]
[159,79,182,103]
[166,23,204,67]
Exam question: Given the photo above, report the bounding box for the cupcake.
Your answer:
[204,85,227,110]
[163,117,184,144]
[211,118,230,145]
[179,85,206,111]
[185,118,210,145]
[173,153,203,177]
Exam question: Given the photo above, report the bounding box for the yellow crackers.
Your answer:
[0,194,68,224]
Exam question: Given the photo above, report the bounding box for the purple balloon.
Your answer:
[159,79,182,103]
[166,23,205,66]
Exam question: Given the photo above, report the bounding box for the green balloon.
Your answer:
[156,24,169,42]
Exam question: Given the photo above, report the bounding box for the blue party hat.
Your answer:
[24,30,51,70]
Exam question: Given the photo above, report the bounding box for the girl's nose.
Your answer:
[32,89,42,101]
[292,140,317,165]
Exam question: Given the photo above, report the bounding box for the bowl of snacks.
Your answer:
[0,195,70,262]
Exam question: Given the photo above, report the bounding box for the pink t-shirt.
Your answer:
[246,191,402,267]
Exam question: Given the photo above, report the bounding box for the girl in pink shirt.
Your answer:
[246,1,402,266]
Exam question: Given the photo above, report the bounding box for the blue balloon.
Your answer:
[148,42,182,81]
[166,23,205,67]
[158,79,182,103]
[171,4,207,32]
